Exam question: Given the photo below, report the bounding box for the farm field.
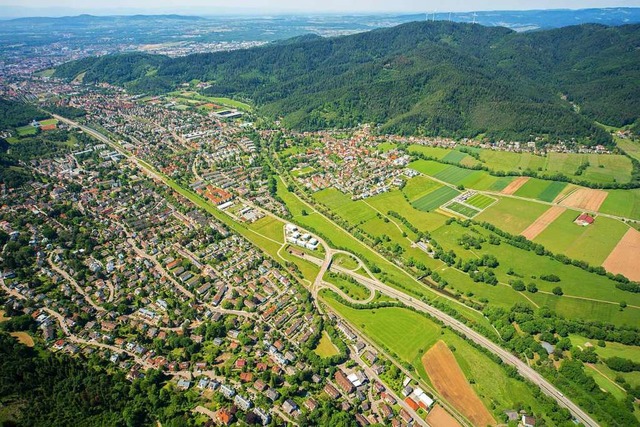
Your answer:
[248,216,285,244]
[313,331,339,358]
[412,186,460,212]
[277,180,493,328]
[411,146,634,185]
[425,405,461,427]
[558,188,609,211]
[422,341,496,427]
[603,228,640,281]
[533,211,629,265]
[321,294,551,422]
[527,292,640,327]
[367,190,448,231]
[475,196,549,235]
[430,221,640,324]
[479,150,547,173]
[443,202,480,218]
[500,176,529,195]
[514,178,568,202]
[521,206,566,240]
[599,189,640,220]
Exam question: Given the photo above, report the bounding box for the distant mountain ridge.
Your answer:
[53,21,640,145]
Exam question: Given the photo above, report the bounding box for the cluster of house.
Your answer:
[285,223,320,251]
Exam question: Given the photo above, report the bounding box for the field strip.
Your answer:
[558,188,609,211]
[501,177,529,195]
[520,206,566,240]
[423,341,496,427]
[602,228,640,281]
[537,290,640,309]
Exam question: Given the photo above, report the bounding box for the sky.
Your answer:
[1,0,640,15]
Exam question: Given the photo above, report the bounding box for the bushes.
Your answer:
[605,356,640,373]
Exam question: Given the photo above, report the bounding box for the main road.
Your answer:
[55,114,599,427]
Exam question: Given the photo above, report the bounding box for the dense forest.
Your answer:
[0,332,194,427]
[0,98,48,129]
[53,21,640,144]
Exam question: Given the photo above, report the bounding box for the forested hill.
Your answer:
[54,21,640,144]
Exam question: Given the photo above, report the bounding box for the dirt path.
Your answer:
[602,228,640,281]
[501,177,529,195]
[423,341,496,427]
[521,206,566,240]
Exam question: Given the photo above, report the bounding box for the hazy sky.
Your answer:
[2,0,640,14]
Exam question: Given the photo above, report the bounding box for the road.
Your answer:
[291,241,600,427]
[54,115,600,427]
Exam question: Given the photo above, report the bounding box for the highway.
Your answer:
[54,114,600,427]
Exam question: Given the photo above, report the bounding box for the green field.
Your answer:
[569,335,640,361]
[402,175,442,201]
[533,211,629,265]
[412,186,460,212]
[410,146,634,185]
[291,166,315,177]
[465,194,496,210]
[475,196,549,235]
[16,125,37,136]
[409,159,451,176]
[314,188,377,224]
[276,179,493,330]
[322,292,553,422]
[324,271,371,301]
[313,331,340,357]
[599,189,640,221]
[333,253,360,270]
[444,202,481,218]
[376,142,397,152]
[430,221,640,325]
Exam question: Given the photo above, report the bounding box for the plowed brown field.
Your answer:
[423,341,496,426]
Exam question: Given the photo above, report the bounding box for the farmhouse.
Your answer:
[574,213,595,226]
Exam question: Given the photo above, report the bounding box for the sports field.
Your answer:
[444,202,480,218]
[412,187,460,212]
[465,194,496,210]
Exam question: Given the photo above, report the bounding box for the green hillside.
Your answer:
[53,21,640,144]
